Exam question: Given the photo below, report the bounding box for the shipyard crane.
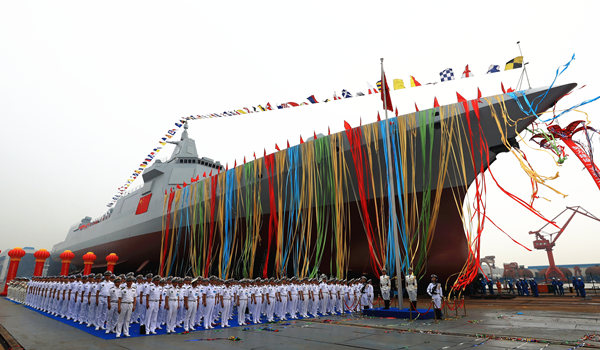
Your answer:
[529,206,600,281]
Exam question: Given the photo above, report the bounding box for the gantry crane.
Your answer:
[529,206,600,281]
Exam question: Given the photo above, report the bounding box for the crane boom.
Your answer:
[529,206,600,281]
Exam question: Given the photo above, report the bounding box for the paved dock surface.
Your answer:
[1,296,599,349]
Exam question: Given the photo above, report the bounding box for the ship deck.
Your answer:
[1,295,598,349]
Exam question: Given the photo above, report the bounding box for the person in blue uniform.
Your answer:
[516,279,523,296]
[558,279,565,296]
[551,278,558,295]
[507,280,515,295]
[573,277,579,296]
[521,279,530,296]
[576,278,586,298]
[479,278,487,295]
[487,280,494,295]
[529,279,539,297]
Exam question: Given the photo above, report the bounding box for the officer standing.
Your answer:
[95,272,113,331]
[405,267,418,311]
[379,269,391,309]
[426,274,443,321]
[105,277,121,334]
[144,276,161,334]
[115,276,136,337]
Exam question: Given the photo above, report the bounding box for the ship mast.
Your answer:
[381,58,403,309]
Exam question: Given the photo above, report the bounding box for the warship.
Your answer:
[50,83,577,279]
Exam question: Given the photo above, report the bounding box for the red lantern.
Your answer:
[1,247,26,296]
[82,252,97,275]
[105,253,119,273]
[59,250,75,276]
[33,249,51,276]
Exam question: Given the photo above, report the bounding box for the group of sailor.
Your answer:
[8,273,378,336]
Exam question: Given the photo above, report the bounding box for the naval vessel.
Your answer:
[50,83,577,280]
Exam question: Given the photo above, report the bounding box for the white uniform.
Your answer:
[237,287,248,325]
[220,287,232,327]
[166,285,179,333]
[116,286,136,337]
[203,285,217,329]
[405,273,418,302]
[184,285,199,331]
[380,274,391,301]
[105,284,120,333]
[145,283,162,333]
[427,282,443,309]
[96,279,113,330]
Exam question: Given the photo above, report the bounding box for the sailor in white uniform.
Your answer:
[95,271,113,330]
[426,274,443,321]
[144,276,162,334]
[405,267,418,311]
[115,276,137,337]
[380,269,391,309]
[184,278,199,332]
[105,277,122,333]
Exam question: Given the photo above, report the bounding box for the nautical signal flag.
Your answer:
[380,72,393,112]
[393,79,405,90]
[462,65,472,78]
[342,89,352,98]
[376,80,382,91]
[439,68,455,82]
[505,56,523,70]
[410,76,421,87]
[487,65,500,74]
[307,95,318,104]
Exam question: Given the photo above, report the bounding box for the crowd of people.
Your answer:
[6,272,378,337]
[476,276,588,298]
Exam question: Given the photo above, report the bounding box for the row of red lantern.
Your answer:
[1,247,120,296]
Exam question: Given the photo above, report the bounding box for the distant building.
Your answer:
[528,263,600,281]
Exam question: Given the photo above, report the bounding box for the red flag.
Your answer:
[328,126,330,135]
[287,140,290,148]
[410,76,421,87]
[414,103,419,112]
[253,152,256,159]
[209,170,212,176]
[456,92,467,103]
[434,97,440,108]
[234,160,236,168]
[266,103,273,110]
[477,88,482,101]
[203,172,206,177]
[501,82,506,94]
[462,64,472,78]
[394,108,399,117]
[275,144,280,151]
[300,136,304,144]
[377,112,381,121]
[177,184,182,189]
[243,156,246,164]
[226,164,228,171]
[344,120,351,130]
[195,175,199,181]
[381,72,393,111]
[314,131,317,140]
[264,149,266,157]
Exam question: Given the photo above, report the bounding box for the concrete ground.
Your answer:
[1,296,599,350]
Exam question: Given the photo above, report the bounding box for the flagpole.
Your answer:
[516,41,531,89]
[381,58,403,310]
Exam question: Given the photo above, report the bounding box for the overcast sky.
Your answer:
[0,1,598,268]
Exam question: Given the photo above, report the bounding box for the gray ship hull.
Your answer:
[50,84,577,279]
